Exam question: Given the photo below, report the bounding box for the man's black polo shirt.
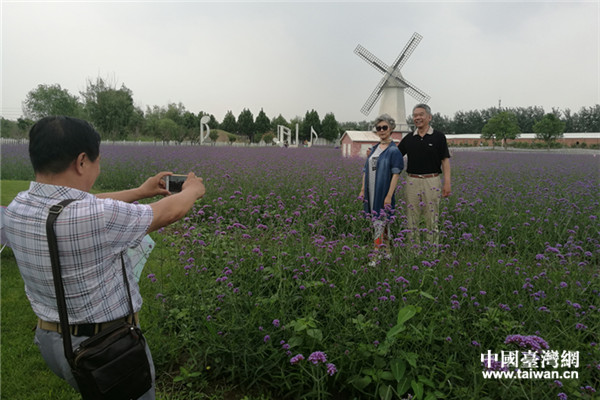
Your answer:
[398,128,450,174]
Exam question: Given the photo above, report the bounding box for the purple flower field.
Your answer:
[2,144,598,399]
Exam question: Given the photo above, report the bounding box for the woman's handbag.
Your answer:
[46,199,152,400]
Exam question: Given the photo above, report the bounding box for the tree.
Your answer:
[255,108,271,137]
[1,118,18,138]
[261,132,275,145]
[81,77,134,140]
[321,113,340,142]
[220,110,237,133]
[271,114,289,134]
[22,83,82,120]
[17,117,34,137]
[533,113,566,149]
[209,129,220,144]
[143,105,164,141]
[481,111,521,149]
[237,108,255,141]
[127,106,145,138]
[158,118,185,143]
[452,111,470,134]
[227,133,237,144]
[302,110,321,142]
[182,111,198,141]
[431,113,454,134]
[512,106,545,133]
[339,120,370,131]
[575,105,600,132]
[164,102,186,126]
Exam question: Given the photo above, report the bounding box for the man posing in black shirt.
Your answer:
[398,104,451,245]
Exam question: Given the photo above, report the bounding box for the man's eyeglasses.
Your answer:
[375,125,389,132]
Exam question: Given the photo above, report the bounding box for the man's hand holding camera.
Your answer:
[179,172,205,198]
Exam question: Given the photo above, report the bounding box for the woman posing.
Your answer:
[359,114,404,256]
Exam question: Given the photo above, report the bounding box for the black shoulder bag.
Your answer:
[46,199,152,400]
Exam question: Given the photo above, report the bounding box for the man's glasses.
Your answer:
[375,125,389,132]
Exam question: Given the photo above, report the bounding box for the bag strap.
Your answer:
[46,199,78,363]
[46,199,136,366]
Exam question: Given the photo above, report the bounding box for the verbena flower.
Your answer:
[290,354,304,364]
[504,334,549,352]
[326,363,337,376]
[308,351,327,364]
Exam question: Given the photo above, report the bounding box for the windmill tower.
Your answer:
[355,32,430,132]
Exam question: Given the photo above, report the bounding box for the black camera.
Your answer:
[166,174,187,193]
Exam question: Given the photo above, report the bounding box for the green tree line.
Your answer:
[1,79,599,142]
[1,80,343,143]
[424,105,600,135]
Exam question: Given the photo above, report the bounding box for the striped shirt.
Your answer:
[4,182,153,324]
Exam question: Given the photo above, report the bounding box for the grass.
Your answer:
[1,180,79,399]
[0,247,80,400]
[0,180,252,400]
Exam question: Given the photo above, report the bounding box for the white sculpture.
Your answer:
[199,115,210,144]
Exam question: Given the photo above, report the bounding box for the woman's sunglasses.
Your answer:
[375,125,389,132]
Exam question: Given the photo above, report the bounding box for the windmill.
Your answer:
[355,32,430,132]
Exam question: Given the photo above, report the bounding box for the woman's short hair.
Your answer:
[29,116,101,174]
[373,114,396,131]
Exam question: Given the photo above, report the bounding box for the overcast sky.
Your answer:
[1,1,598,123]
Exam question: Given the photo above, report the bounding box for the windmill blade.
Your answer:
[354,44,390,75]
[391,32,423,70]
[392,74,430,103]
[360,75,387,115]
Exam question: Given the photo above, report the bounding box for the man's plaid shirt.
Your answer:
[5,182,153,324]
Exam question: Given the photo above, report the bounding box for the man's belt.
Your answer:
[37,312,139,337]
[408,173,440,179]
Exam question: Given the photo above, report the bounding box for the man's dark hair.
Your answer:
[29,116,101,174]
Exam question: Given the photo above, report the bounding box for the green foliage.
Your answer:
[255,108,271,138]
[80,77,134,140]
[430,112,453,134]
[22,83,82,120]
[512,106,545,133]
[12,78,600,138]
[159,118,187,143]
[340,120,370,131]
[209,129,220,143]
[270,114,290,134]
[1,117,19,138]
[533,113,566,149]
[481,111,521,148]
[220,110,237,134]
[320,113,340,142]
[261,132,275,144]
[227,133,237,144]
[454,110,485,134]
[302,110,321,142]
[237,109,256,141]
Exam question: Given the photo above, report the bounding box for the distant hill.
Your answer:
[210,129,249,143]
